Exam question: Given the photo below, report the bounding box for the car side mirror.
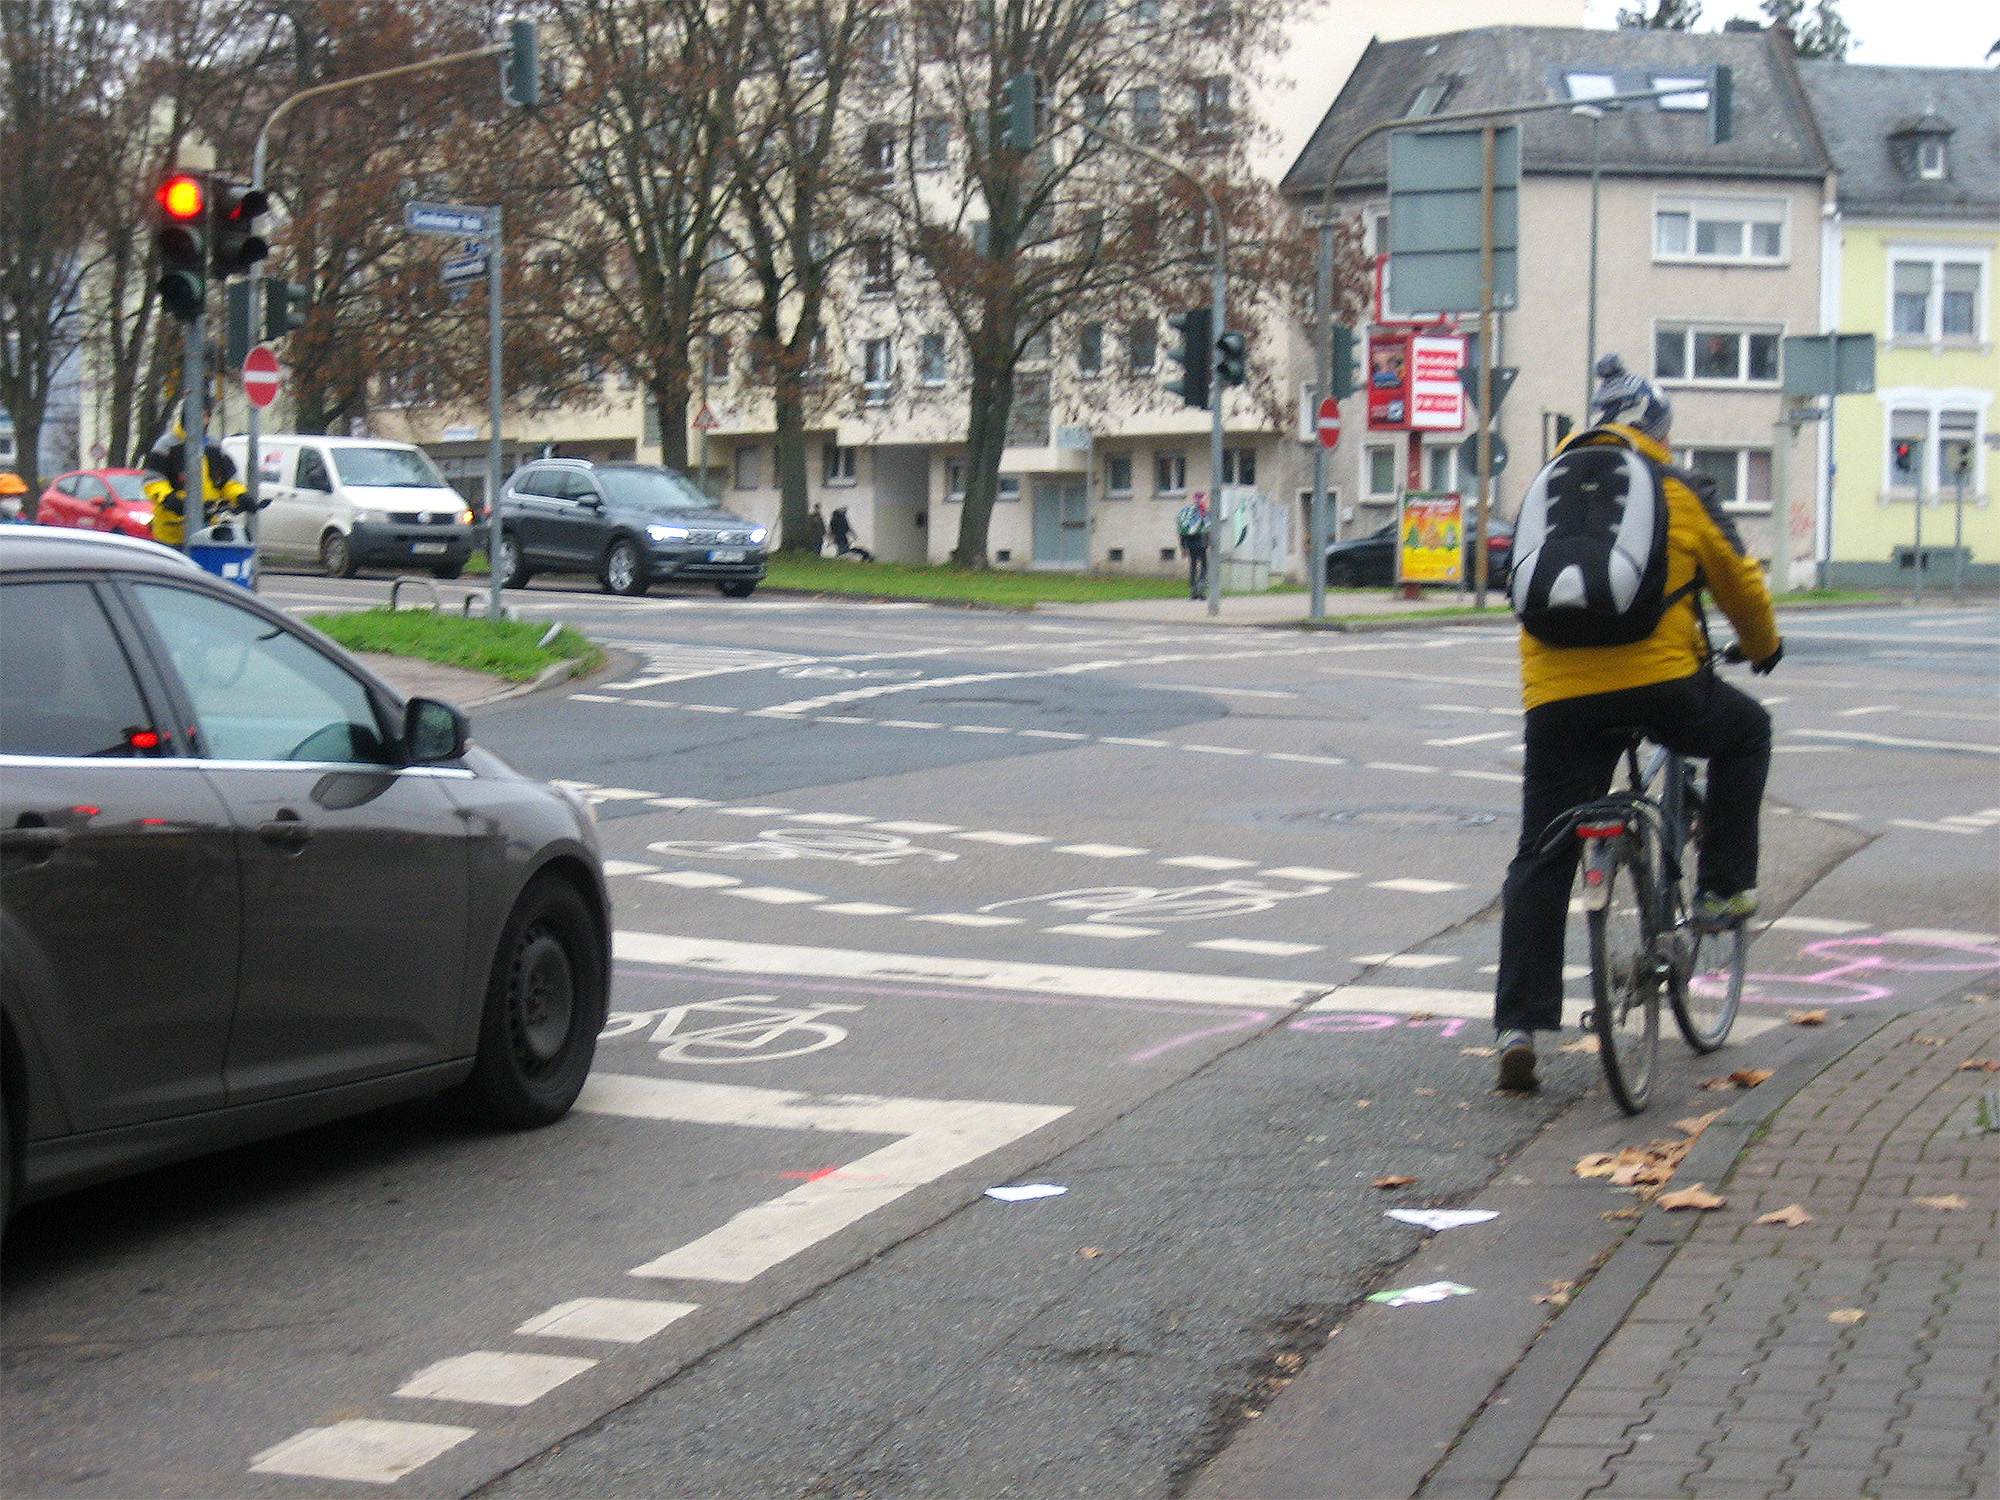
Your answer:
[403,697,469,763]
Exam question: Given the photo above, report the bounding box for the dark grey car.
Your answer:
[0,529,610,1217]
[495,459,769,597]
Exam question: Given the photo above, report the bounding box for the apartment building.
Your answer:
[1798,61,1998,589]
[1284,24,1833,579]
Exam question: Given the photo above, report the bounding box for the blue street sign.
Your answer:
[406,201,491,237]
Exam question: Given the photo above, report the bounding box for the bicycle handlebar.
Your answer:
[1719,640,1783,676]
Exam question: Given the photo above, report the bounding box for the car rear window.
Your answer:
[331,446,450,490]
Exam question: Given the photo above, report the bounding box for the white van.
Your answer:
[222,434,476,578]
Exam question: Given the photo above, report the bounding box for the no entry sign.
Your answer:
[1316,398,1342,450]
[242,345,281,409]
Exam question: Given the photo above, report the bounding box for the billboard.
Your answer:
[1409,334,1467,431]
[1397,491,1465,586]
[1367,330,1410,430]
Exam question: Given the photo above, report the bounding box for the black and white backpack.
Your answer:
[1508,428,1692,648]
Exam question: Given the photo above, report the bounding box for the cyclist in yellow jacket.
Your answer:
[1494,361,1782,1092]
[143,422,248,548]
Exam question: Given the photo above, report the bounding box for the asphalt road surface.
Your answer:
[6,573,1996,1500]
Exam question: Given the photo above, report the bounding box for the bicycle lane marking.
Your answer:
[1741,933,2000,1007]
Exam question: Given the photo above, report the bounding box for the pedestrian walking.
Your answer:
[828,506,873,561]
[807,504,827,556]
[1176,495,1210,598]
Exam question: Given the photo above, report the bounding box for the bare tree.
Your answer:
[1760,0,1851,60]
[1617,0,1702,29]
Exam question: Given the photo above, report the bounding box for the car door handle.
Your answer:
[1,825,67,860]
[258,811,312,851]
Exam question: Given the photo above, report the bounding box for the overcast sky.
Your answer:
[1580,0,1998,68]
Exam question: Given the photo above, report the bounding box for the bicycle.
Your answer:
[1545,710,1751,1113]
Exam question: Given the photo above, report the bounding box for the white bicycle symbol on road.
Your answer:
[645,828,958,867]
[600,994,862,1063]
[979,878,1335,924]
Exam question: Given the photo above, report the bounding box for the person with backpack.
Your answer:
[828,506,873,561]
[1176,495,1210,599]
[1490,355,1782,1093]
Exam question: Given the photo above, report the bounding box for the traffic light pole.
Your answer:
[181,312,207,556]
[486,206,505,623]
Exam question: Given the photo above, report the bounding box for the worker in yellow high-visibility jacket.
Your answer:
[143,422,247,547]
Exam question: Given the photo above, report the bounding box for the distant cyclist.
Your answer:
[1491,355,1782,1093]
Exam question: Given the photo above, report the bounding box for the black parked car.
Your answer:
[0,528,609,1217]
[496,458,769,598]
[1324,515,1514,589]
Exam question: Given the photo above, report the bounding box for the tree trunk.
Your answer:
[8,398,46,512]
[653,376,690,471]
[953,356,1014,569]
[772,373,813,552]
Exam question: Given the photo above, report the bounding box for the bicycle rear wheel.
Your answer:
[1666,799,1746,1052]
[1589,837,1661,1113]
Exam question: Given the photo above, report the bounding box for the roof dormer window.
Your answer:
[1889,115,1953,183]
[1918,137,1947,180]
[1407,75,1459,117]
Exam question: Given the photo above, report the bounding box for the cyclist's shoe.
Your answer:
[1496,1030,1539,1092]
[1692,889,1759,933]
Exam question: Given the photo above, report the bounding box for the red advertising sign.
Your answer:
[1366,330,1410,431]
[1409,334,1467,431]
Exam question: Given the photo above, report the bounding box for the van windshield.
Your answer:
[596,467,712,513]
[331,446,450,489]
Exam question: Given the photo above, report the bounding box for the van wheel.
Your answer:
[601,538,650,596]
[495,533,532,590]
[320,530,360,578]
[1325,558,1355,590]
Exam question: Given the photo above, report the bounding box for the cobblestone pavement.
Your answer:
[1501,1000,2000,1500]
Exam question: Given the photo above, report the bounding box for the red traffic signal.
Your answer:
[211,180,269,277]
[155,172,209,321]
[158,173,205,220]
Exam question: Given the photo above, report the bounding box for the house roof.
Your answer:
[1281,24,1830,204]
[1797,62,2000,220]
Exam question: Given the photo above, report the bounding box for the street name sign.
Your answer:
[441,252,489,287]
[406,202,491,237]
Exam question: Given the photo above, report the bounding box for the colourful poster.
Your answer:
[1409,334,1468,431]
[1397,491,1465,586]
[1367,331,1410,430]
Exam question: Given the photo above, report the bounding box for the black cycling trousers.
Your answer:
[1493,671,1771,1035]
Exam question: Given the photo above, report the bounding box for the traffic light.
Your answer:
[155,171,208,322]
[210,180,269,277]
[1708,65,1733,145]
[1892,439,1918,478]
[1213,330,1247,387]
[1000,72,1038,153]
[1165,307,1212,410]
[265,276,309,339]
[1328,323,1359,400]
[502,18,539,108]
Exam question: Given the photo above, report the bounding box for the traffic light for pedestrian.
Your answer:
[1328,324,1359,400]
[1166,306,1212,410]
[1213,330,1247,387]
[1892,439,1917,477]
[1708,65,1733,145]
[265,276,309,339]
[155,171,209,321]
[210,180,269,277]
[502,18,539,108]
[1000,72,1039,153]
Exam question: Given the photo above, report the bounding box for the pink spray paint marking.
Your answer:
[1743,934,2000,1007]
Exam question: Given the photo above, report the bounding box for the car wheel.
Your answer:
[1325,558,1355,589]
[717,580,757,599]
[601,537,650,596]
[431,562,465,580]
[320,529,360,578]
[495,532,532,590]
[445,875,606,1129]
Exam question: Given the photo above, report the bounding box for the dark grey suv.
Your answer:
[496,459,769,597]
[0,528,610,1217]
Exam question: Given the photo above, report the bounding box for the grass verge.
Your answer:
[760,556,1303,606]
[306,607,605,684]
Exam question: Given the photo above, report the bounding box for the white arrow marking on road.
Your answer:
[574,1074,1070,1284]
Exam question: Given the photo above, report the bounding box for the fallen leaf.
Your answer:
[1967,992,1995,1004]
[1756,1204,1813,1227]
[1600,1206,1642,1221]
[1673,1110,1726,1138]
[1558,1034,1601,1054]
[1786,1008,1828,1026]
[1414,1087,1437,1096]
[1077,1246,1104,1259]
[1704,1068,1774,1090]
[1272,1352,1305,1372]
[1958,1058,2000,1072]
[1372,1174,1417,1189]
[1532,1280,1575,1307]
[1461,1046,1496,1057]
[1657,1183,1727,1211]
[1913,1193,1969,1211]
[1913,1035,1948,1046]
[1355,1100,1372,1109]
[1406,1011,1433,1022]
[1574,1152,1621,1178]
[1827,1308,1867,1325]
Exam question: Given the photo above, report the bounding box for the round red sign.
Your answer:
[1316,397,1342,450]
[242,344,281,409]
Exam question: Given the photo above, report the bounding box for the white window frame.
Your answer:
[1222,446,1256,486]
[862,338,894,405]
[1078,322,1104,378]
[732,446,759,490]
[1363,443,1399,500]
[1672,445,1774,516]
[1153,452,1187,496]
[1653,194,1788,266]
[1886,246,1989,345]
[918,117,950,170]
[944,455,965,501]
[1104,452,1134,497]
[1876,389,1991,500]
[1653,322,1785,387]
[860,237,893,297]
[1423,443,1459,495]
[822,444,857,486]
[918,332,948,388]
[1917,138,1947,180]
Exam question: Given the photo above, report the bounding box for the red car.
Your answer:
[38,468,155,538]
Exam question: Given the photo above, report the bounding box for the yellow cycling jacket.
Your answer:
[1519,426,1780,711]
[144,448,247,548]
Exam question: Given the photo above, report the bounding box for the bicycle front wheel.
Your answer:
[1664,798,1746,1052]
[1589,838,1661,1113]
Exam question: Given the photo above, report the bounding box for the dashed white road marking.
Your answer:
[1765,916,1872,934]
[1792,729,2000,756]
[1018,729,1090,739]
[1887,819,1984,836]
[1371,877,1467,894]
[1163,855,1259,870]
[1101,736,1169,747]
[1366,761,1442,774]
[645,870,742,889]
[870,820,962,834]
[1043,922,1160,939]
[396,1352,597,1407]
[1055,843,1150,858]
[1181,743,1257,756]
[723,886,825,905]
[1425,731,1513,747]
[601,859,662,877]
[1351,953,1461,969]
[1837,704,1899,717]
[1264,865,1358,882]
[712,804,794,817]
[249,1419,476,1485]
[955,829,1053,845]
[816,901,911,916]
[879,719,944,729]
[1883,926,2000,947]
[1196,938,1325,957]
[910,912,1023,928]
[784,812,874,825]
[516,1299,699,1344]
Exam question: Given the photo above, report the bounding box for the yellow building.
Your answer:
[1801,62,1998,590]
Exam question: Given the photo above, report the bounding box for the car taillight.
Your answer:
[127,728,162,751]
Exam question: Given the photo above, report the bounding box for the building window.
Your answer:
[1655,325,1781,384]
[1194,76,1231,137]
[860,238,893,295]
[1129,86,1161,144]
[1407,76,1458,116]
[1154,452,1187,495]
[918,332,947,387]
[1105,452,1133,496]
[1918,138,1947,180]
[861,123,896,178]
[945,456,965,501]
[823,444,857,484]
[706,333,731,382]
[1654,196,1785,263]
[862,337,894,405]
[1021,326,1051,364]
[1364,203,1390,257]
[1222,447,1256,485]
[1126,319,1156,373]
[1563,71,1617,101]
[1078,322,1104,376]
[1366,444,1398,498]
[1425,444,1457,494]
[1652,74,1709,110]
[1892,255,1984,341]
[918,117,950,169]
[733,447,759,490]
[1888,407,1984,495]
[1675,446,1773,513]
[997,475,1021,502]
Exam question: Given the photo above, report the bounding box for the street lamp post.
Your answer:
[1574,104,1605,416]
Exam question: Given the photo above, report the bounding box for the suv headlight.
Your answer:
[353,509,384,525]
[647,523,690,541]
[749,526,769,545]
